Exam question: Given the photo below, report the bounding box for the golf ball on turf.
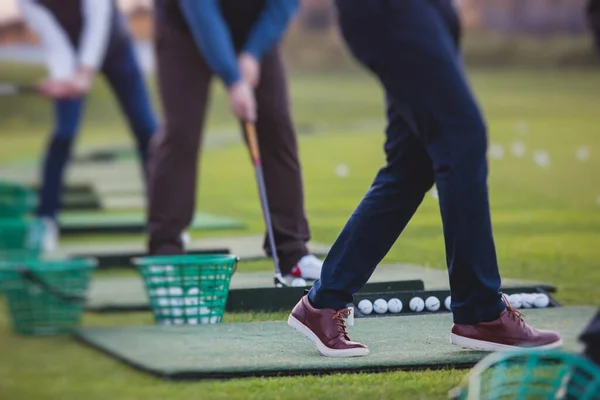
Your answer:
[335,164,349,178]
[373,298,388,314]
[425,296,440,312]
[357,299,373,315]
[444,296,451,311]
[291,278,307,287]
[521,293,534,309]
[533,293,550,308]
[409,297,425,312]
[508,294,522,309]
[387,298,403,313]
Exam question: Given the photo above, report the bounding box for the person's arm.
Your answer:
[78,0,112,71]
[17,0,77,80]
[179,0,240,87]
[242,0,300,61]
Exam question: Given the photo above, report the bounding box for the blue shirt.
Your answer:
[179,0,299,87]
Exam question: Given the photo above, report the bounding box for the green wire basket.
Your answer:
[134,254,238,326]
[449,349,600,400]
[0,218,45,261]
[0,258,97,336]
[0,181,37,218]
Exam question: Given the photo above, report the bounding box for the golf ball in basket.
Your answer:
[508,294,522,309]
[387,298,403,313]
[291,278,307,287]
[409,297,425,312]
[533,293,550,308]
[373,298,388,314]
[357,299,373,315]
[444,296,451,311]
[425,296,440,312]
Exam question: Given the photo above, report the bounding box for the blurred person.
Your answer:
[587,0,600,56]
[17,0,158,251]
[147,0,324,282]
[288,0,562,357]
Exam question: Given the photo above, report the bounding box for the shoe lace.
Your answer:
[502,294,525,325]
[332,308,351,340]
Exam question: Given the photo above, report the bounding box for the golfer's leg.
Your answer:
[37,98,85,220]
[254,47,310,274]
[309,95,434,310]
[147,23,212,255]
[363,0,504,324]
[580,310,600,366]
[102,42,158,177]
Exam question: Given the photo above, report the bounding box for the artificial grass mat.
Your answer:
[75,306,595,380]
[58,212,245,234]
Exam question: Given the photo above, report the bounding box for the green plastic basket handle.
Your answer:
[18,268,86,305]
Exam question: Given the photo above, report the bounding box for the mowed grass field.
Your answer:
[0,62,599,399]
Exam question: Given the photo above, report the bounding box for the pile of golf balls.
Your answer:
[356,295,453,315]
[507,293,550,309]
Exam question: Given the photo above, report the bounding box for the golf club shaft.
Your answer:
[243,122,285,284]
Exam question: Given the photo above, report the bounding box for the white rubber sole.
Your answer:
[287,315,369,357]
[451,333,564,352]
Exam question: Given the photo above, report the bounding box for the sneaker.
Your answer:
[41,217,59,253]
[288,254,323,280]
[451,298,563,352]
[288,295,369,357]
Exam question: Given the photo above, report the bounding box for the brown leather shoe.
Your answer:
[288,295,369,357]
[451,299,563,351]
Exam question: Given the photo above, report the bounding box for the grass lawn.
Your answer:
[0,62,599,399]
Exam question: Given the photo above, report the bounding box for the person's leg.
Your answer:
[37,98,85,250]
[147,21,212,255]
[101,42,158,177]
[580,310,600,366]
[252,48,312,276]
[308,96,434,309]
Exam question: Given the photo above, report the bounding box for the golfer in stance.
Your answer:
[18,0,157,251]
[147,0,323,281]
[288,0,562,356]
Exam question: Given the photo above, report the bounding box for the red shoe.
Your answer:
[288,296,369,357]
[451,298,562,351]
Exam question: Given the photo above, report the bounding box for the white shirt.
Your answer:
[17,0,113,80]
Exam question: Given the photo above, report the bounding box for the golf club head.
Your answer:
[274,274,290,288]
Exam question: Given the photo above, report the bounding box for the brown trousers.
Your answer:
[147,22,310,274]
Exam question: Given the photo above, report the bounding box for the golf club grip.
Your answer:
[244,122,260,165]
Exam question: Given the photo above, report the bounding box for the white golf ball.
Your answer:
[291,278,307,287]
[357,299,373,315]
[373,298,388,314]
[508,294,522,309]
[387,298,403,313]
[521,293,534,309]
[444,296,451,311]
[409,297,425,312]
[168,287,183,296]
[425,296,440,312]
[533,293,550,308]
[335,164,349,178]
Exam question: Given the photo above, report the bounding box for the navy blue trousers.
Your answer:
[309,0,505,325]
[38,42,157,219]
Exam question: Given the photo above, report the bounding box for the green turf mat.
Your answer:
[84,264,555,312]
[75,306,595,380]
[58,212,245,234]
